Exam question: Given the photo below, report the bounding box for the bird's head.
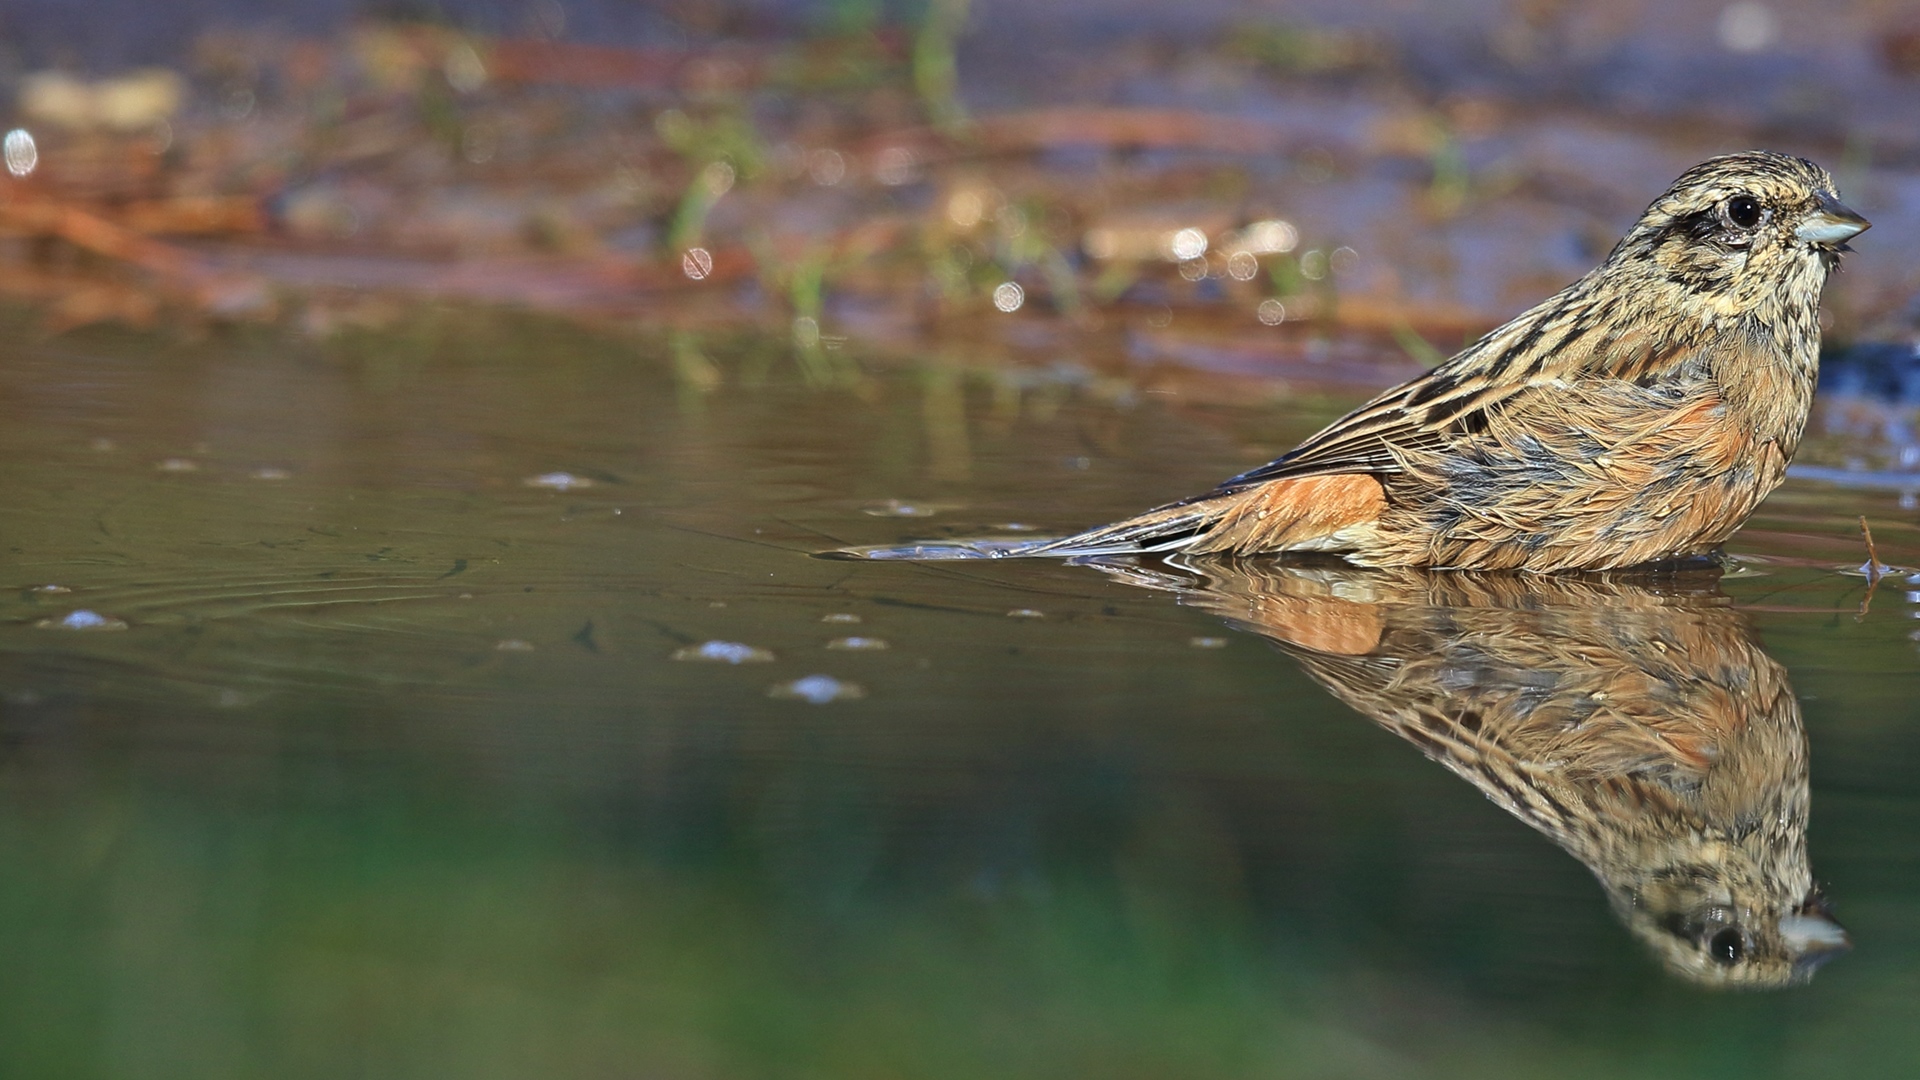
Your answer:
[1608,151,1868,323]
[1620,859,1850,989]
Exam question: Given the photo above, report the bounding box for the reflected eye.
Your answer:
[1709,927,1746,965]
[1725,195,1763,229]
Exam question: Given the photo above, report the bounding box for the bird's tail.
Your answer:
[824,474,1386,561]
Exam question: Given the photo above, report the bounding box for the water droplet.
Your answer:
[682,247,714,280]
[445,43,488,92]
[3,129,37,177]
[992,281,1025,312]
[874,147,917,186]
[807,148,846,186]
[1717,1,1777,52]
[1256,299,1288,326]
[1168,227,1209,261]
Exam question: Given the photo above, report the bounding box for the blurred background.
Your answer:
[4,2,1920,1078]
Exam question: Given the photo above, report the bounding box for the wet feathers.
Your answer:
[1027,152,1868,572]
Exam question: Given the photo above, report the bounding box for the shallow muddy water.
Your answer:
[3,308,1920,1077]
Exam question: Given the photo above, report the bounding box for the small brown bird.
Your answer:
[1106,556,1849,987]
[937,152,1866,572]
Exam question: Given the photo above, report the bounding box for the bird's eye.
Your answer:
[1725,195,1763,229]
[1708,928,1746,965]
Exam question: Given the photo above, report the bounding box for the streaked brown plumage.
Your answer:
[1101,555,1847,988]
[849,151,1869,571]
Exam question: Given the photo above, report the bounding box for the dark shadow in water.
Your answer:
[1091,555,1850,989]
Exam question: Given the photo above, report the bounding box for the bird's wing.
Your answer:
[1215,305,1680,493]
[1213,361,1530,490]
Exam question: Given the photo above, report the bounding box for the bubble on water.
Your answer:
[770,674,865,703]
[1190,636,1228,648]
[252,467,293,480]
[495,639,536,652]
[30,584,72,594]
[156,458,200,472]
[821,613,862,624]
[827,636,889,651]
[864,499,936,517]
[1007,608,1044,619]
[525,472,593,490]
[37,609,128,631]
[674,640,775,663]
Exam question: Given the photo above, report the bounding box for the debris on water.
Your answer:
[36,609,129,631]
[673,640,775,663]
[827,636,889,650]
[821,612,862,624]
[525,472,594,491]
[1190,636,1228,648]
[1007,608,1045,618]
[770,675,865,703]
[495,639,536,652]
[863,499,938,517]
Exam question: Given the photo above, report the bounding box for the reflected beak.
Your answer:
[1796,193,1870,248]
[1780,894,1851,977]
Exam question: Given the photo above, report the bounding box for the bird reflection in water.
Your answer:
[1095,556,1849,989]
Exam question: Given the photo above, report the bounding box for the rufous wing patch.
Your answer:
[1187,474,1388,555]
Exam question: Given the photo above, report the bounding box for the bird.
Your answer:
[846,151,1870,571]
[1100,555,1850,988]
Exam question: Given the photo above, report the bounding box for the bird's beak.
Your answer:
[1780,893,1851,978]
[1796,193,1870,248]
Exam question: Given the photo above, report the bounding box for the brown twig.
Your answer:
[1858,515,1884,620]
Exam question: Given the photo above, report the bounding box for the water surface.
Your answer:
[2,309,1919,1077]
